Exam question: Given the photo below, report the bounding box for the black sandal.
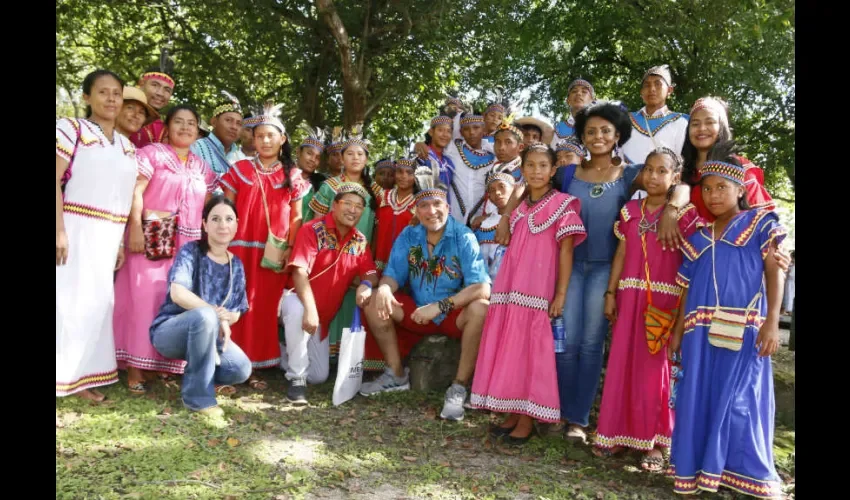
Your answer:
[488,424,516,437]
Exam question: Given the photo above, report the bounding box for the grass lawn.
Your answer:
[56,350,795,500]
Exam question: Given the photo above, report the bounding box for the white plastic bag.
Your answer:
[333,308,366,406]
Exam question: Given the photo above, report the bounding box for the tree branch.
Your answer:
[316,0,358,91]
[358,0,372,78]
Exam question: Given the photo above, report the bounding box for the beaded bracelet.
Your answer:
[438,297,454,315]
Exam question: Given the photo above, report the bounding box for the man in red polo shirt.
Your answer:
[279,183,378,404]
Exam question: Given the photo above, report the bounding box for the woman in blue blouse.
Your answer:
[149,195,252,416]
[551,102,692,443]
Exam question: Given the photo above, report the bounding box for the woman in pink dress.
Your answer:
[594,147,700,470]
[113,105,218,394]
[470,143,586,444]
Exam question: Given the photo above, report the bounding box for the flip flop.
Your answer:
[128,381,148,395]
[640,452,665,472]
[215,384,237,396]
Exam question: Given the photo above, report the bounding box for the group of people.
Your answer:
[56,63,791,499]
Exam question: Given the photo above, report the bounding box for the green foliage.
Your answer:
[57,0,794,193]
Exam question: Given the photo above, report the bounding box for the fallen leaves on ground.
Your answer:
[226,437,240,447]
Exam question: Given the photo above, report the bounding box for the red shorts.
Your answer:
[363,292,463,371]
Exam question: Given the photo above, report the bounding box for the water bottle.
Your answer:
[552,316,566,354]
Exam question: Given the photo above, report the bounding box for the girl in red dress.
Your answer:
[219,102,307,389]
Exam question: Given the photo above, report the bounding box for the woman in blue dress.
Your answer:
[667,155,785,498]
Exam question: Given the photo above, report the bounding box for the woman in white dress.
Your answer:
[56,70,139,402]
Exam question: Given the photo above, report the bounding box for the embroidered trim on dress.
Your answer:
[617,278,682,297]
[469,392,560,422]
[667,466,782,499]
[491,291,549,311]
[115,350,186,373]
[63,202,129,225]
[595,433,671,451]
[56,369,119,396]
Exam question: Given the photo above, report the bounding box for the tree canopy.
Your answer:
[56,0,794,196]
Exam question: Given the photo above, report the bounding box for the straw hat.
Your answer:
[123,86,158,118]
[514,116,554,145]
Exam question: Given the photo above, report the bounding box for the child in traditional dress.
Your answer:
[470,143,586,444]
[473,172,515,280]
[666,153,786,498]
[593,147,700,471]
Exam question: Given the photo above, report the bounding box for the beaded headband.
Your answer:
[335,182,370,203]
[446,97,464,108]
[485,103,506,115]
[430,116,453,128]
[395,158,417,170]
[642,64,674,88]
[525,141,552,153]
[699,160,745,186]
[342,138,370,153]
[690,97,728,118]
[300,138,324,151]
[567,78,595,100]
[459,114,485,128]
[297,124,326,152]
[495,120,524,140]
[414,187,448,205]
[486,171,516,188]
[245,100,286,133]
[139,72,175,89]
[212,90,242,118]
[555,138,585,156]
[375,159,394,171]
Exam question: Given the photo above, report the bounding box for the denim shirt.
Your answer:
[150,241,249,333]
[384,217,490,324]
[553,163,641,262]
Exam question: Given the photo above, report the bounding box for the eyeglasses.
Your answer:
[337,200,365,212]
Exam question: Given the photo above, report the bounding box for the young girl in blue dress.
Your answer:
[667,153,786,499]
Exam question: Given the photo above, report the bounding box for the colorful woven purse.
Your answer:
[707,223,761,351]
[640,200,682,355]
[254,163,290,272]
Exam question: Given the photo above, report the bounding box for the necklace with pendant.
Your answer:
[638,199,661,235]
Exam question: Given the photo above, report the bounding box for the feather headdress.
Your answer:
[341,123,371,153]
[212,90,243,117]
[298,123,325,151]
[243,99,286,133]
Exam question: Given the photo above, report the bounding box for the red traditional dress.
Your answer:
[690,156,774,222]
[219,158,308,368]
[129,118,167,149]
[373,187,416,273]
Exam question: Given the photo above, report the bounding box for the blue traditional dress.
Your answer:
[669,208,786,499]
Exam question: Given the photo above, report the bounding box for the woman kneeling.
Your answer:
[149,195,252,415]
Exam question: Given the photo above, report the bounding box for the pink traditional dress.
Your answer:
[470,190,586,422]
[113,144,218,374]
[56,118,138,396]
[594,200,700,451]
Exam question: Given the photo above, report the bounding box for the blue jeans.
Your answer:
[557,260,611,426]
[151,307,252,411]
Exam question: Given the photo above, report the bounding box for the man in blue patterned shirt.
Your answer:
[360,184,491,421]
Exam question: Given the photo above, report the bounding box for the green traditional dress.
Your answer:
[307,174,378,358]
